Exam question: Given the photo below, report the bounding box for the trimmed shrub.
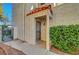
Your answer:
[50,24,79,54]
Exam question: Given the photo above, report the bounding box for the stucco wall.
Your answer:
[13,3,38,44]
[13,3,25,41]
[50,3,79,26]
[41,20,46,41]
[25,10,49,44]
[24,3,37,44]
[13,3,49,45]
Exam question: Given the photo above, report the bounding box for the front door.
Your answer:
[36,21,41,42]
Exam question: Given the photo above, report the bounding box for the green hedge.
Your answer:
[50,24,79,54]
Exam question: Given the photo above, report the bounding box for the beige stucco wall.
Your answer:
[13,3,25,41]
[13,3,50,46]
[41,20,46,41]
[25,10,49,44]
[50,3,79,27]
[13,3,39,44]
[24,3,37,44]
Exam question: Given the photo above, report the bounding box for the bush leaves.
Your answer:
[50,24,79,54]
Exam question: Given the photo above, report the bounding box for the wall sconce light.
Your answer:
[43,22,45,25]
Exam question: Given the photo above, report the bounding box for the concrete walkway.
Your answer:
[4,40,57,55]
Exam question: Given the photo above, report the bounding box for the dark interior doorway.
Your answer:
[36,21,41,43]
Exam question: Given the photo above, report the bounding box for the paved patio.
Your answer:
[4,40,57,55]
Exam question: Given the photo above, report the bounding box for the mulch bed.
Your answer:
[50,47,69,55]
[0,43,25,55]
[50,47,79,55]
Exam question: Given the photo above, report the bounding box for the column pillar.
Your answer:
[46,14,50,50]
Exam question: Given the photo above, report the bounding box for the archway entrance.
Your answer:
[35,15,47,48]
